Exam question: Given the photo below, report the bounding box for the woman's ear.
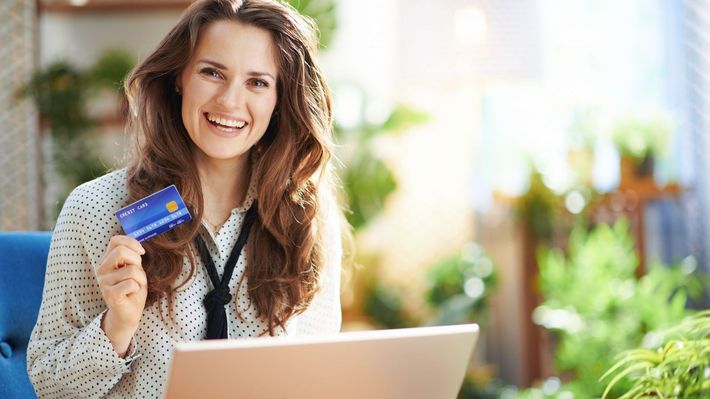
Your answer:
[174,74,183,96]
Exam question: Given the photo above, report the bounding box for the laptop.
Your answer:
[163,323,479,399]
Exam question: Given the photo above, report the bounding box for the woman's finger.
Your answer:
[104,279,142,305]
[99,235,145,265]
[97,246,143,276]
[109,235,145,255]
[98,264,147,289]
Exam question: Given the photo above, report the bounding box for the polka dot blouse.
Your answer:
[27,168,342,398]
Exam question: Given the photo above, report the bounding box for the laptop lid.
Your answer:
[163,323,479,399]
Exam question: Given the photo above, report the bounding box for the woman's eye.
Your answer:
[200,68,222,79]
[252,79,269,88]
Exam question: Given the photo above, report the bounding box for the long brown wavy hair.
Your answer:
[123,0,341,335]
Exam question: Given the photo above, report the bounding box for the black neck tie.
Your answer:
[194,203,257,340]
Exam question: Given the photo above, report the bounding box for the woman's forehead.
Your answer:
[191,20,278,76]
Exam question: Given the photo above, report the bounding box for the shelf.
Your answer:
[39,0,191,13]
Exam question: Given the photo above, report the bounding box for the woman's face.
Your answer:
[179,20,278,163]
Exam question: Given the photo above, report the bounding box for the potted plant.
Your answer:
[425,243,498,326]
[612,117,670,185]
[514,170,563,242]
[532,220,703,398]
[19,49,135,220]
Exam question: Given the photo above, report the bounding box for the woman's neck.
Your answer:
[194,151,251,213]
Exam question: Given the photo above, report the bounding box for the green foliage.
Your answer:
[19,62,92,137]
[378,105,430,136]
[341,149,397,230]
[612,117,670,163]
[513,377,576,399]
[336,104,429,230]
[362,242,498,332]
[515,170,562,240]
[88,49,135,90]
[362,282,415,329]
[426,243,498,326]
[457,377,512,399]
[19,49,135,219]
[601,310,710,399]
[422,244,500,399]
[534,220,704,398]
[285,0,337,48]
[19,61,102,199]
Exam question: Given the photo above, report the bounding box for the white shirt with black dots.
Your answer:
[27,168,342,398]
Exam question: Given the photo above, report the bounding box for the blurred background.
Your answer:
[1,0,709,397]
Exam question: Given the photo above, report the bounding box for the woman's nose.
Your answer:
[216,83,245,109]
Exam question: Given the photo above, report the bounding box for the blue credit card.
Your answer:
[114,185,192,242]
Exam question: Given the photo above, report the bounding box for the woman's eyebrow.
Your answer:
[247,71,276,81]
[197,59,276,81]
[198,59,228,70]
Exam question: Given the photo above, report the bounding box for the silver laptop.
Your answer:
[163,323,479,399]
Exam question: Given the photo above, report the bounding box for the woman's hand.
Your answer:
[96,235,147,357]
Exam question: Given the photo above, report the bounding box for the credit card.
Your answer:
[114,185,192,242]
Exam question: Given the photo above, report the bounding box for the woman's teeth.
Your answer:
[205,113,247,129]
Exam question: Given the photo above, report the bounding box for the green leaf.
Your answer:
[284,0,337,48]
[342,149,397,229]
[380,105,430,132]
[602,362,652,399]
[88,48,134,90]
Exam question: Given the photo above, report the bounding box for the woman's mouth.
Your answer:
[204,112,248,132]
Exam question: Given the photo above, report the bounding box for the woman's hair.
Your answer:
[123,0,340,335]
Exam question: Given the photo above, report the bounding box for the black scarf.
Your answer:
[194,203,258,340]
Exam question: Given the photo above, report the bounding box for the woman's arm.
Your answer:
[27,184,140,398]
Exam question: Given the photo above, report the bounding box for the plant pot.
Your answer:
[620,155,654,188]
[635,154,654,177]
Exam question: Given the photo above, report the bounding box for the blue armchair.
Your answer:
[0,231,51,399]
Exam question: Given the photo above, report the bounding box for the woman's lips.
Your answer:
[203,112,249,136]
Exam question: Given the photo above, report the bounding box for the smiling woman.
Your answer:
[179,20,278,160]
[27,1,348,398]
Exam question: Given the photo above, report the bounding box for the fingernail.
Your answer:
[140,246,146,255]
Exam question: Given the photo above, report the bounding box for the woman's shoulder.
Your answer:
[66,168,129,209]
[58,168,129,233]
[54,168,130,263]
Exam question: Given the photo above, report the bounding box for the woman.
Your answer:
[28,0,347,397]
